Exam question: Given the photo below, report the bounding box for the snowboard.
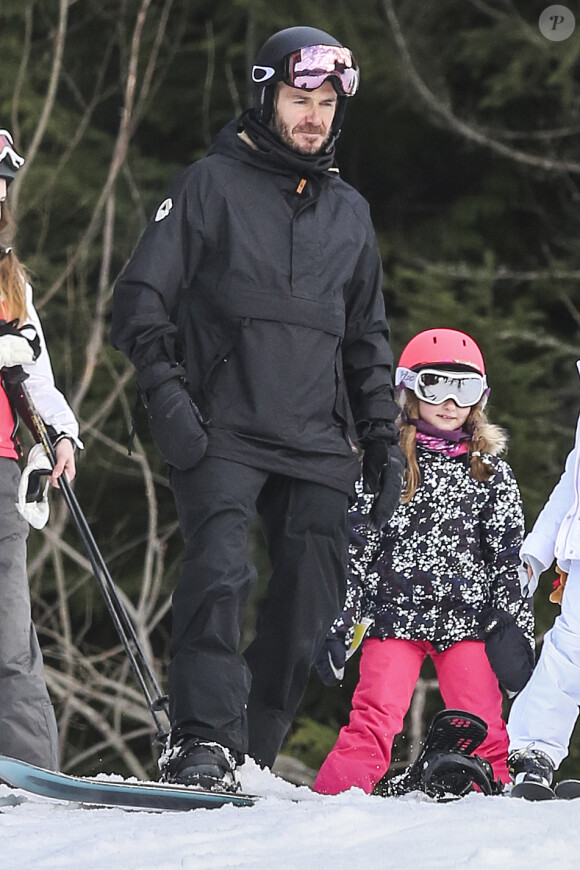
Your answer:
[374,708,495,799]
[510,780,556,801]
[0,755,256,812]
[555,780,580,800]
[511,778,580,801]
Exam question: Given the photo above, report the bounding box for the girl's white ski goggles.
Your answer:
[395,367,488,408]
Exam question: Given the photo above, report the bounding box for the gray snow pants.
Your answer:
[0,458,59,769]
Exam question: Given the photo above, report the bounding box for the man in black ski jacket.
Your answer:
[111,25,404,792]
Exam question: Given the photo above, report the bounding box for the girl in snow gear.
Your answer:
[111,27,402,788]
[313,329,534,795]
[507,359,580,787]
[0,129,81,770]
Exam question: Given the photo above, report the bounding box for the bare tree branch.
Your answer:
[410,256,580,282]
[202,20,216,148]
[11,0,70,212]
[497,330,578,355]
[11,0,33,140]
[24,35,118,217]
[38,0,154,311]
[382,0,580,174]
[561,292,580,329]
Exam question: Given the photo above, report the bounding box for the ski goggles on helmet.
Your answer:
[252,45,359,96]
[395,367,488,408]
[0,130,25,172]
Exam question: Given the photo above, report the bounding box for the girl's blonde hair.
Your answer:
[0,200,28,323]
[399,389,508,503]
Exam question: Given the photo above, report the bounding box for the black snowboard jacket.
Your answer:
[111,118,398,494]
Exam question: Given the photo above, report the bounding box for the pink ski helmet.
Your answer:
[395,329,489,409]
[397,328,486,375]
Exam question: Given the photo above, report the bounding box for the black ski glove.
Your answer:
[314,636,347,687]
[142,374,207,471]
[480,607,535,695]
[362,440,406,533]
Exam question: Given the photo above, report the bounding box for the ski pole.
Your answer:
[15,371,170,744]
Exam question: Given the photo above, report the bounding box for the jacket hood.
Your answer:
[476,421,508,456]
[208,109,338,178]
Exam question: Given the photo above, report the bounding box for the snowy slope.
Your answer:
[1,760,578,870]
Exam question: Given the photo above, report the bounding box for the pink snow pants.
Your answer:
[313,637,509,794]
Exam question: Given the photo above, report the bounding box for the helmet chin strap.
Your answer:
[256,87,270,125]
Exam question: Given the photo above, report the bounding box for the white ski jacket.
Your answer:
[521,360,580,592]
[16,284,82,447]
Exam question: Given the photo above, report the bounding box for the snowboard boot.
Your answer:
[508,748,555,790]
[159,735,241,793]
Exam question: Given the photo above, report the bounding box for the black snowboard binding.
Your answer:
[422,751,500,798]
[374,709,500,800]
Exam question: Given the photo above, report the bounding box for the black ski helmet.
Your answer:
[0,129,25,187]
[251,26,359,139]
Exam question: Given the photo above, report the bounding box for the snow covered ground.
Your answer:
[2,759,579,870]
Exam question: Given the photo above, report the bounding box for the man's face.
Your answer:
[270,81,337,155]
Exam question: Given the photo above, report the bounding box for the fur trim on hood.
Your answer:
[475,421,508,456]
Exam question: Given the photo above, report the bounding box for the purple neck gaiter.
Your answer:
[407,417,472,458]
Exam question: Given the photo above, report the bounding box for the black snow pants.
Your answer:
[167,456,349,767]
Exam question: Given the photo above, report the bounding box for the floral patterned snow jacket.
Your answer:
[333,429,534,651]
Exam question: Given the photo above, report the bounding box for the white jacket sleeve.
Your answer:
[20,284,83,448]
[521,414,579,571]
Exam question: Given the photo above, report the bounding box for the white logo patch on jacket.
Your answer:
[155,198,173,222]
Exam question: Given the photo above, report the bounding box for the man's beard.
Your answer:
[270,108,331,155]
